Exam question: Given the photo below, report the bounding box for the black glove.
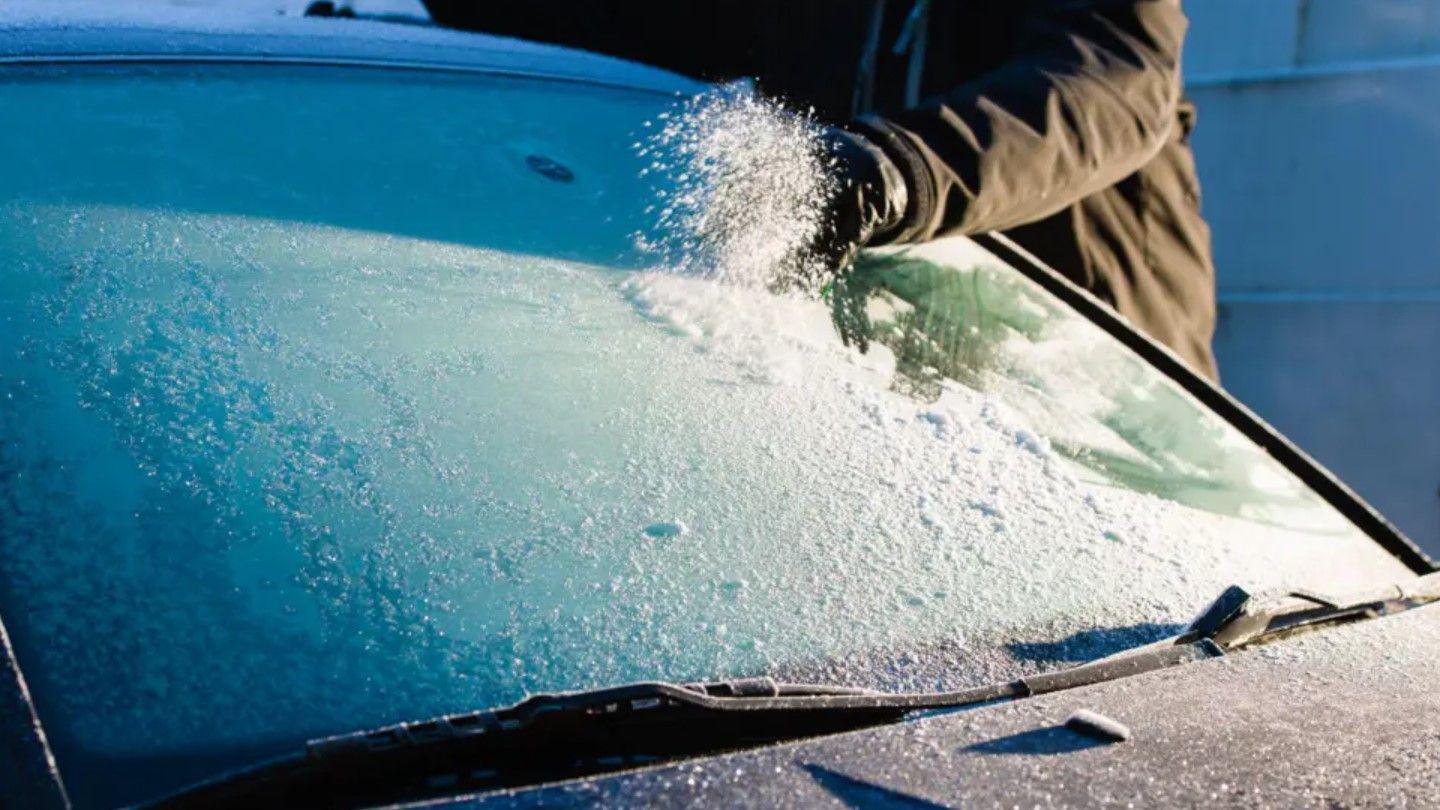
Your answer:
[812,127,909,350]
[809,126,910,278]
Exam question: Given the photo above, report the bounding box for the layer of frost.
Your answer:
[0,65,1411,780]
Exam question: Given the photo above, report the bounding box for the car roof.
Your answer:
[0,6,703,97]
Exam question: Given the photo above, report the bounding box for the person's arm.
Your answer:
[860,0,1188,243]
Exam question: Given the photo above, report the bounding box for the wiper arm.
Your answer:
[151,643,1216,809]
[1181,570,1440,650]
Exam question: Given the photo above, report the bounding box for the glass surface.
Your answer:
[0,65,1411,806]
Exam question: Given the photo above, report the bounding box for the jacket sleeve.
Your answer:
[861,0,1188,243]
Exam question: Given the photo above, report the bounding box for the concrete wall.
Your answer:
[1184,0,1440,554]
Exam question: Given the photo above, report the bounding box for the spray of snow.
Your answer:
[634,84,838,292]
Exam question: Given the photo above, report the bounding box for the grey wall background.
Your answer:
[1184,0,1440,556]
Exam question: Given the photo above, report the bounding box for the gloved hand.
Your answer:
[812,126,910,350]
[808,126,910,278]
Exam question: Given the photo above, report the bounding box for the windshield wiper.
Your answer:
[152,643,1214,809]
[152,572,1440,809]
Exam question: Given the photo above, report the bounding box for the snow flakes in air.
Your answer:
[633,84,837,292]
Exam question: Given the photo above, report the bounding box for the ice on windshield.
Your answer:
[0,66,1412,805]
[1,201,1407,748]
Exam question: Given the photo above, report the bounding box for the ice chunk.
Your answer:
[1064,709,1132,742]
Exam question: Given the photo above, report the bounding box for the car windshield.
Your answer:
[0,64,1412,807]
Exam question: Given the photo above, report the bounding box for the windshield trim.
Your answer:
[970,231,1435,575]
[0,614,68,809]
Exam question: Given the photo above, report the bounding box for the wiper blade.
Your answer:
[151,644,1216,809]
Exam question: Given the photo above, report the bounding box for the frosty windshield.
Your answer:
[0,64,1411,806]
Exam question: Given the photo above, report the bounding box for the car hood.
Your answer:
[428,604,1440,808]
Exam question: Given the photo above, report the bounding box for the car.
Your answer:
[0,9,1436,809]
